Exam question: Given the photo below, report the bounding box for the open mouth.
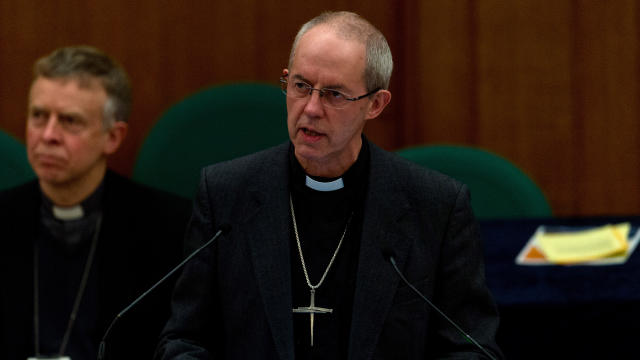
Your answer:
[302,128,322,137]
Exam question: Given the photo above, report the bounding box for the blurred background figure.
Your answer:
[0,46,191,359]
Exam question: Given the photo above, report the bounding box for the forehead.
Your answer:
[29,76,107,113]
[291,25,366,89]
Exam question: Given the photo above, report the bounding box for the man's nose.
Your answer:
[303,89,325,116]
[42,116,63,141]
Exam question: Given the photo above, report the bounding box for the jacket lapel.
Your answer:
[244,145,295,360]
[6,182,41,355]
[96,172,137,329]
[348,145,416,360]
[241,143,417,360]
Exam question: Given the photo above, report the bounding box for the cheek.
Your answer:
[25,128,44,151]
[25,131,37,148]
[286,102,303,131]
[286,112,296,136]
[335,116,366,141]
[286,98,302,118]
[67,137,103,159]
[26,124,39,140]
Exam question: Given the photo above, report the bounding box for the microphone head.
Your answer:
[380,237,396,261]
[219,223,232,235]
[381,247,395,262]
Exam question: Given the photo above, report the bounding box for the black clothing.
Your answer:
[0,171,191,359]
[156,141,503,359]
[289,141,369,359]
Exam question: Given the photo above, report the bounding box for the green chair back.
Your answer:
[0,129,35,190]
[396,144,551,219]
[132,82,288,199]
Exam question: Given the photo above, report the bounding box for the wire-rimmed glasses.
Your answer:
[279,74,380,109]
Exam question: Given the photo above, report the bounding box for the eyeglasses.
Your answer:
[279,74,380,109]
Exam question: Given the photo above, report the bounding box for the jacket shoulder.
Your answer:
[0,180,40,216]
[200,142,289,189]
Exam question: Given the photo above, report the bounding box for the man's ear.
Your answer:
[365,89,391,120]
[103,121,128,155]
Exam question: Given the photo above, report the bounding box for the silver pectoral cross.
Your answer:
[292,289,332,346]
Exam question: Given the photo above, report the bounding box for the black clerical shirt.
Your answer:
[289,139,369,359]
[35,183,103,359]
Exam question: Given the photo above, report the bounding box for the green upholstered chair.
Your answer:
[132,82,289,199]
[0,129,35,191]
[396,144,551,219]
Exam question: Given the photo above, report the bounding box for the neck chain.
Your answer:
[289,194,352,290]
[33,214,102,357]
[290,193,353,347]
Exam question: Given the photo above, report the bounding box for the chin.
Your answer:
[294,143,323,158]
[35,168,68,184]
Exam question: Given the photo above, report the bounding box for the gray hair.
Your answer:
[288,11,393,91]
[33,46,132,127]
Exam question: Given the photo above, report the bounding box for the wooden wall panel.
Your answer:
[571,0,640,215]
[402,1,477,145]
[475,1,576,215]
[1,0,639,216]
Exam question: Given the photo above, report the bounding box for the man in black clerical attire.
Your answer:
[156,11,503,359]
[0,46,191,359]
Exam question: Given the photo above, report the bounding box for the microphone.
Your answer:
[97,224,231,360]
[381,246,497,360]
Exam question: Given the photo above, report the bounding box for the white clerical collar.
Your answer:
[305,175,344,192]
[52,205,84,220]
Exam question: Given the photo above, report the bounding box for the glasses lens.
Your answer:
[280,78,309,99]
[290,81,311,98]
[278,75,356,109]
[322,90,348,109]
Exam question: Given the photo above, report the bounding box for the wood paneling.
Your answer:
[475,1,576,214]
[1,0,638,216]
[570,0,640,215]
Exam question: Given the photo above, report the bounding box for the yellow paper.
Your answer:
[538,223,630,264]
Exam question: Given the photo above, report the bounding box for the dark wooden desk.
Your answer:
[480,217,640,359]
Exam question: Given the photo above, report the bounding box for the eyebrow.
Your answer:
[29,105,47,112]
[290,74,348,92]
[29,105,85,121]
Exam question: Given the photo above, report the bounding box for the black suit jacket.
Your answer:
[157,142,502,359]
[0,170,191,359]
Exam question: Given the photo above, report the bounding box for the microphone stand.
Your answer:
[388,256,497,360]
[97,226,228,360]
